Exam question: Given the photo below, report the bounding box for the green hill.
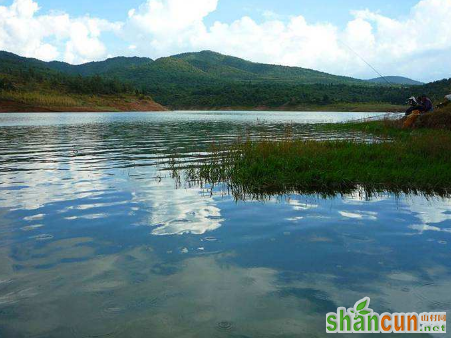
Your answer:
[0,51,153,76]
[173,50,365,85]
[1,50,366,86]
[107,57,221,87]
[0,51,51,72]
[368,76,424,86]
[0,52,164,112]
[1,50,450,111]
[47,56,153,76]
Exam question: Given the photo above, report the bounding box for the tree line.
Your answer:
[0,67,134,95]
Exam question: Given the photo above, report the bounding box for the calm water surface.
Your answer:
[0,112,450,337]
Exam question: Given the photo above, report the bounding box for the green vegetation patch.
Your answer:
[172,121,451,198]
[3,50,450,111]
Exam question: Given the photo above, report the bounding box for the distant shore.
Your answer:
[0,95,167,113]
[169,103,405,113]
[0,99,405,113]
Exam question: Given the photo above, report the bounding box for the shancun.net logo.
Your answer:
[326,297,447,334]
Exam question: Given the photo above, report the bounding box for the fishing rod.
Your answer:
[339,40,393,86]
[338,40,411,117]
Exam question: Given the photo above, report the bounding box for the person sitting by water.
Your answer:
[405,95,433,116]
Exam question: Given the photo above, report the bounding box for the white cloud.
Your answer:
[194,15,345,70]
[124,0,216,55]
[128,0,217,34]
[0,0,121,63]
[1,0,451,81]
[341,0,451,79]
[62,18,121,64]
[124,0,451,81]
[261,10,284,21]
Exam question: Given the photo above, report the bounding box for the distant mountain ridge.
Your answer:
[0,51,164,112]
[0,50,365,86]
[171,50,364,85]
[0,51,154,76]
[0,50,428,87]
[1,50,450,110]
[367,76,424,86]
[47,56,154,76]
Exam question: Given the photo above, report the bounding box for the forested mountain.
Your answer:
[0,51,153,76]
[47,56,153,76]
[0,55,134,95]
[1,50,450,110]
[368,76,424,86]
[0,50,366,85]
[0,52,163,112]
[172,51,365,85]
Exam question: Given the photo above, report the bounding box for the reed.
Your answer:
[170,126,451,199]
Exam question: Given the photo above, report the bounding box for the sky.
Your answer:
[0,0,450,82]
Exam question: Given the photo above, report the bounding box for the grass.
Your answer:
[0,89,165,112]
[170,110,451,199]
[0,90,82,107]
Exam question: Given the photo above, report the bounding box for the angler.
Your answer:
[405,95,433,116]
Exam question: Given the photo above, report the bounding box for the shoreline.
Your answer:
[0,98,167,113]
[164,104,405,113]
[0,104,405,113]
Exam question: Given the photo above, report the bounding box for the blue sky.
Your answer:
[16,0,420,28]
[0,0,450,81]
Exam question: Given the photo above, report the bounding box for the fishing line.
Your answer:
[339,40,393,86]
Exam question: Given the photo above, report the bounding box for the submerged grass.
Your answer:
[170,117,451,199]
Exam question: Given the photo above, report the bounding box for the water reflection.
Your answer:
[130,173,224,236]
[0,112,450,337]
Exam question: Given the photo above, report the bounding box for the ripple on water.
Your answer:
[241,277,256,286]
[217,321,234,332]
[21,224,44,231]
[125,292,179,312]
[252,295,271,310]
[23,214,45,221]
[100,300,125,319]
[314,291,331,302]
[29,234,53,241]
[70,322,125,338]
[341,233,372,243]
[203,237,218,242]
[413,283,451,311]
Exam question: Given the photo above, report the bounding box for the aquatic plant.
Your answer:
[168,123,451,199]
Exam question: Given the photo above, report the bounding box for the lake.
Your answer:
[0,111,450,337]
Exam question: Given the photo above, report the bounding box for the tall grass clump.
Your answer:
[417,105,451,129]
[175,129,451,199]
